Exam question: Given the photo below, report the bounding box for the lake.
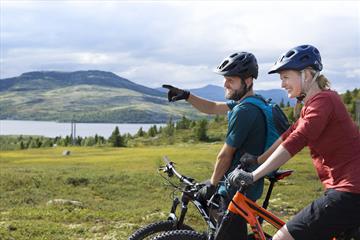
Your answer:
[0,120,165,138]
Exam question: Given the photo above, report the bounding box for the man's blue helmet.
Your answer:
[268,45,323,74]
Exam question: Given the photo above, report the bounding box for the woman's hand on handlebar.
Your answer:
[228,167,254,188]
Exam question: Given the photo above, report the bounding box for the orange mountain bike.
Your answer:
[153,165,360,240]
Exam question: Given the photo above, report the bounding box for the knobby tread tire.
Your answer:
[152,230,207,240]
[128,220,193,240]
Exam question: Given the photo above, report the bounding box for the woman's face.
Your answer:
[279,70,302,98]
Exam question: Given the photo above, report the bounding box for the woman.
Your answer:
[228,45,360,240]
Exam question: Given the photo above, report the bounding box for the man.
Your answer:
[163,52,268,239]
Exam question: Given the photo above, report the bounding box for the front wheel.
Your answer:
[128,220,194,240]
[153,230,207,240]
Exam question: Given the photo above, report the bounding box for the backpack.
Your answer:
[240,95,290,151]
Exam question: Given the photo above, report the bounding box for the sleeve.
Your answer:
[281,121,297,141]
[226,105,259,148]
[282,95,333,156]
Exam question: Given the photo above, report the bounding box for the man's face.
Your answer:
[223,76,245,100]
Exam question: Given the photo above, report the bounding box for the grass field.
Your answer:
[0,144,323,240]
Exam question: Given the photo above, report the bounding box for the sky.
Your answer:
[1,0,359,92]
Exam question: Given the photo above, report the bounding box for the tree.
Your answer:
[29,138,41,148]
[148,125,157,137]
[41,139,53,148]
[286,101,291,107]
[176,115,191,129]
[109,126,125,147]
[280,98,285,108]
[84,137,96,146]
[164,117,175,137]
[19,141,25,150]
[353,88,359,98]
[343,90,352,104]
[195,119,209,141]
[137,127,146,137]
[64,135,71,146]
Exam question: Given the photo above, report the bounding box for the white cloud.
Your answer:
[1,0,359,91]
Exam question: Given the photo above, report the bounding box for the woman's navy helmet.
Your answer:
[214,52,258,80]
[268,45,323,74]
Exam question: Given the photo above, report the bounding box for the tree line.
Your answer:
[1,88,358,151]
[0,115,216,150]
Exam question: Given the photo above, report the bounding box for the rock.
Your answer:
[47,199,84,208]
[62,150,71,156]
[7,224,17,231]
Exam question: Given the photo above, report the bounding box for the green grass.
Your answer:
[0,145,322,239]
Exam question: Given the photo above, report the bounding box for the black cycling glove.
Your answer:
[162,84,190,102]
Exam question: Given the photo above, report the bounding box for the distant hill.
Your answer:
[0,71,205,123]
[158,84,295,105]
[0,70,163,97]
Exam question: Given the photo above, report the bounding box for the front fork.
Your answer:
[167,196,189,229]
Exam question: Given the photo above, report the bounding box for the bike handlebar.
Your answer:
[160,156,195,186]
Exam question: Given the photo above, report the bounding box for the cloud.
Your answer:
[1,0,359,92]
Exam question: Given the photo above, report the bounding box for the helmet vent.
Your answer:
[230,53,238,58]
[285,51,295,58]
[300,55,310,62]
[219,60,229,69]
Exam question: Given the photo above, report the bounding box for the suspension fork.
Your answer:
[177,194,191,228]
[167,197,180,221]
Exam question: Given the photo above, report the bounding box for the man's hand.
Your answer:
[197,180,216,204]
[228,167,254,188]
[162,84,190,102]
[240,153,258,169]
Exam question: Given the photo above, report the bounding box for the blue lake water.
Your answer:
[0,120,165,138]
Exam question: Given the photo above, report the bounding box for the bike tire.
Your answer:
[152,230,207,240]
[128,220,194,240]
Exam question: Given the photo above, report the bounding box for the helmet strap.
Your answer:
[297,70,320,102]
[296,70,306,102]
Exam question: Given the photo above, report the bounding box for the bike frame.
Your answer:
[228,188,285,240]
[228,188,359,240]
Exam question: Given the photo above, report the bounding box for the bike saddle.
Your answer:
[270,169,294,181]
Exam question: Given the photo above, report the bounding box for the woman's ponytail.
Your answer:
[316,74,331,90]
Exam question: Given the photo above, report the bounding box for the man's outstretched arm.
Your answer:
[163,84,229,115]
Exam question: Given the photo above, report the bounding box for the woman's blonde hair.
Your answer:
[293,69,331,119]
[309,69,331,90]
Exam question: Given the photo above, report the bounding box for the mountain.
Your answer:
[0,71,205,123]
[0,70,163,97]
[158,84,295,105]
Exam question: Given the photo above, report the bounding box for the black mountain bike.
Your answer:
[128,156,217,240]
[128,156,294,240]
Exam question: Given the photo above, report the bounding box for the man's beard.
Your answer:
[225,85,247,101]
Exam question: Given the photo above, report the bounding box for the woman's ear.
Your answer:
[304,69,313,82]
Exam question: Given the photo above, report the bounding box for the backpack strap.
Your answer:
[239,95,280,151]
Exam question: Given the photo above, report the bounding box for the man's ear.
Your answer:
[244,77,253,87]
